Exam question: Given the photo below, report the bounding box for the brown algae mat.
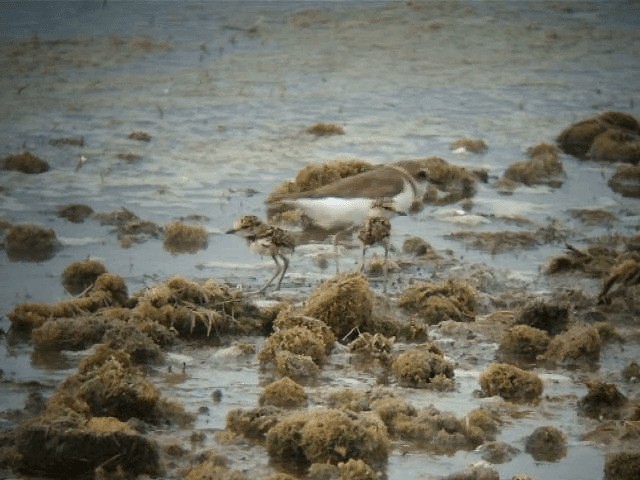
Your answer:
[1,251,639,479]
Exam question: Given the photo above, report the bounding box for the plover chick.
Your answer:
[268,159,430,232]
[317,196,406,274]
[359,216,392,268]
[358,198,406,292]
[226,215,295,293]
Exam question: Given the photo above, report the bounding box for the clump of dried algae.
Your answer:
[398,278,476,325]
[479,363,543,402]
[391,342,455,390]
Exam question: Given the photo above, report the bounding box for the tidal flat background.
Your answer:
[1,2,639,479]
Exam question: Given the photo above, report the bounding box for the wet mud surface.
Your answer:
[1,2,639,479]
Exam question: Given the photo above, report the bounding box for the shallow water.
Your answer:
[1,1,639,479]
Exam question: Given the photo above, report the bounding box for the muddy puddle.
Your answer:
[1,2,639,479]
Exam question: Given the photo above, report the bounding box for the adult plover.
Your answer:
[226,215,295,293]
[268,159,431,232]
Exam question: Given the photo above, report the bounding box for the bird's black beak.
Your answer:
[226,228,237,234]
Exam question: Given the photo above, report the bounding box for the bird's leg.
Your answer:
[275,254,289,290]
[383,239,390,294]
[332,231,342,274]
[359,246,367,273]
[257,255,282,294]
[333,225,357,274]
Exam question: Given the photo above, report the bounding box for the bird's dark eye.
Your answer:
[417,169,429,180]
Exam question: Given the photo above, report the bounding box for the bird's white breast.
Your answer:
[293,197,375,230]
[286,178,417,230]
[392,179,417,212]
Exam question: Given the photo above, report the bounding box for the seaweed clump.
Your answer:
[58,203,94,223]
[599,257,640,303]
[273,307,336,354]
[556,111,640,160]
[622,361,640,382]
[259,377,308,409]
[325,388,370,413]
[273,350,321,382]
[391,342,455,390]
[514,298,569,335]
[545,243,619,278]
[479,363,543,402]
[497,324,550,363]
[13,414,160,478]
[128,130,152,142]
[402,236,441,261]
[441,464,499,480]
[524,426,567,462]
[226,406,284,442]
[386,404,498,455]
[349,332,395,367]
[398,278,476,325]
[8,273,129,331]
[337,459,377,480]
[261,388,499,458]
[2,151,49,173]
[446,230,540,254]
[49,136,84,147]
[306,122,345,136]
[450,137,488,154]
[421,156,479,205]
[302,272,374,340]
[589,129,640,164]
[543,323,602,365]
[56,346,162,421]
[259,326,327,371]
[265,408,390,469]
[4,222,59,262]
[10,274,261,345]
[185,451,247,480]
[258,292,333,381]
[577,380,628,420]
[61,258,108,295]
[499,142,565,189]
[604,451,640,480]
[95,207,161,247]
[569,208,617,226]
[133,275,261,339]
[478,441,520,464]
[163,220,208,254]
[608,163,640,198]
[9,345,190,478]
[31,315,111,351]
